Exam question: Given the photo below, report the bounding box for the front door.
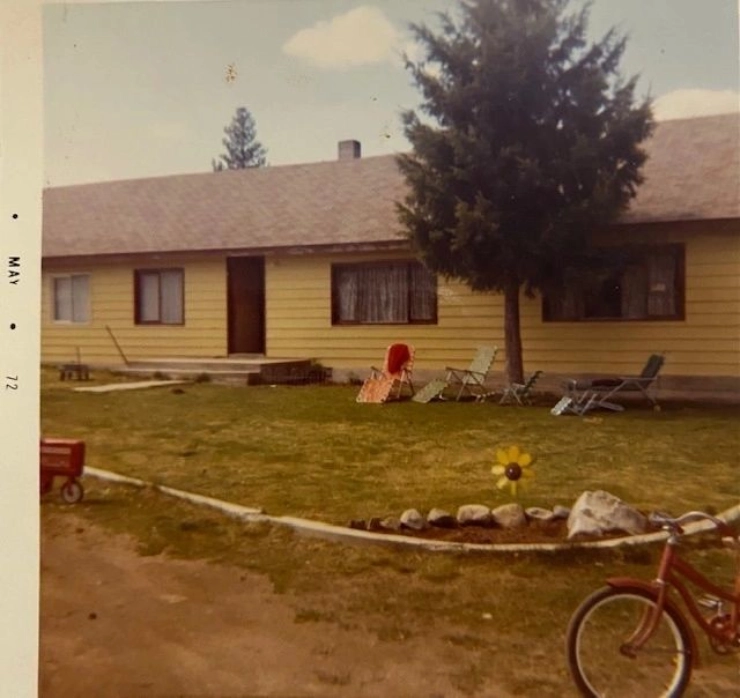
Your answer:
[227,256,265,354]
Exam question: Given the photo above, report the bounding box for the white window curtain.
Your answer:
[54,275,89,322]
[621,265,648,319]
[544,247,681,322]
[335,262,436,323]
[138,273,161,322]
[336,268,358,322]
[160,270,183,324]
[646,252,677,317]
[71,275,90,322]
[53,277,71,321]
[137,270,183,324]
[358,265,408,323]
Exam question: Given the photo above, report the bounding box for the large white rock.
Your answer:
[457,504,493,527]
[427,508,457,528]
[491,503,527,529]
[567,491,649,539]
[525,507,554,522]
[380,516,402,532]
[400,508,427,531]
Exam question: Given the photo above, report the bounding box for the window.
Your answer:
[53,274,90,323]
[543,245,684,322]
[134,269,184,325]
[332,261,437,324]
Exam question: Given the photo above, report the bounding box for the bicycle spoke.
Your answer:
[567,588,692,698]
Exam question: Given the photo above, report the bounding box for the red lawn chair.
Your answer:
[356,343,415,403]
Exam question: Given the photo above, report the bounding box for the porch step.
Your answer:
[116,357,324,385]
[123,358,273,372]
[116,367,262,384]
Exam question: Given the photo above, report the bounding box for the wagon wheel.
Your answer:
[40,475,53,496]
[60,480,84,504]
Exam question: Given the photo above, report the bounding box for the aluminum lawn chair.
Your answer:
[411,377,448,403]
[444,345,498,401]
[499,370,543,406]
[558,353,665,413]
[356,343,415,403]
[551,391,602,416]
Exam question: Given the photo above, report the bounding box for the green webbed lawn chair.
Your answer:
[551,391,601,416]
[499,370,543,406]
[444,345,499,401]
[556,353,666,414]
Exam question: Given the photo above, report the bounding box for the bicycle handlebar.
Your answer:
[649,510,736,539]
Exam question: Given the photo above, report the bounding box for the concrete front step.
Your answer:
[116,367,262,384]
[118,357,323,385]
[124,358,306,372]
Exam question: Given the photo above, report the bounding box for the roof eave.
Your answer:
[41,238,410,264]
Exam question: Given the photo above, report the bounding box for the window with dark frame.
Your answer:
[331,261,437,325]
[134,269,184,325]
[543,244,685,322]
[53,274,90,323]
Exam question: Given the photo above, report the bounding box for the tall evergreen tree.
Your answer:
[397,0,653,383]
[212,106,267,171]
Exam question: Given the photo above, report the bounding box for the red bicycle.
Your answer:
[566,510,739,697]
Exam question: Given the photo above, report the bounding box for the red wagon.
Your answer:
[40,438,85,503]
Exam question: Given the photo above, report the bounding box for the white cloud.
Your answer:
[282,6,402,70]
[653,89,740,121]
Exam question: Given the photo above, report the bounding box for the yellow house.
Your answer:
[42,113,739,400]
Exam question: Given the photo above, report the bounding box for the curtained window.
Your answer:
[543,245,684,322]
[332,261,437,324]
[134,269,184,325]
[53,274,90,323]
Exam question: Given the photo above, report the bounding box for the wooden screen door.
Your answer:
[227,256,265,354]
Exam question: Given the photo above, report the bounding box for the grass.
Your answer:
[42,481,740,696]
[41,368,740,523]
[40,369,740,695]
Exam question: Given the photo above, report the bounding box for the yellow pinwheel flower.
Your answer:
[491,445,535,496]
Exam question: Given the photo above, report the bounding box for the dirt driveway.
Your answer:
[40,510,515,698]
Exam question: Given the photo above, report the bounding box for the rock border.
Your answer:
[84,467,740,554]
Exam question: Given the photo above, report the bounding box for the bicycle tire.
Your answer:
[566,586,693,698]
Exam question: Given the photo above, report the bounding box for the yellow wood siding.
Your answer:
[41,257,227,363]
[41,220,739,385]
[265,252,503,368]
[519,223,739,378]
[266,223,739,379]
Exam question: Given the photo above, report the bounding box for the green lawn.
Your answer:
[43,481,740,697]
[41,371,740,523]
[40,371,740,695]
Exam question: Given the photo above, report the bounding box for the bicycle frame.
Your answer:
[608,533,740,659]
[663,551,740,643]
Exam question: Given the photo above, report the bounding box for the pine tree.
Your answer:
[212,106,267,171]
[397,0,654,383]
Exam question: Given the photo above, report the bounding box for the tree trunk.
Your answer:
[503,282,524,385]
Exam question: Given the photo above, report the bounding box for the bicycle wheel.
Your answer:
[566,586,693,698]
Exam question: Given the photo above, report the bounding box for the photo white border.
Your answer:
[0,0,42,694]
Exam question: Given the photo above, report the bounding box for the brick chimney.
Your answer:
[338,139,361,160]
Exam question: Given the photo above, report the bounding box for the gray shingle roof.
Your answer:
[43,112,739,259]
[623,112,739,223]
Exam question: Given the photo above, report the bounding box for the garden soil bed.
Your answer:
[412,519,568,544]
[375,519,645,546]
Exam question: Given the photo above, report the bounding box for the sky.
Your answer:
[43,0,740,188]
